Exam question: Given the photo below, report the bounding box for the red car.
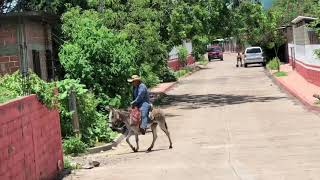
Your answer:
[207,46,223,61]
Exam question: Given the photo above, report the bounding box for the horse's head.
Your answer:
[106,106,127,133]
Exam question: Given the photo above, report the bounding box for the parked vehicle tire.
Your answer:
[220,58,224,61]
[262,62,266,67]
[244,63,248,68]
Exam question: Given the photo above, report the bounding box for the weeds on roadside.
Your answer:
[274,71,287,77]
[267,57,281,71]
[64,157,79,170]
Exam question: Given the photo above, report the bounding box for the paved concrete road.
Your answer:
[65,54,320,180]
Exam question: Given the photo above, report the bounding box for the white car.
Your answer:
[244,47,265,68]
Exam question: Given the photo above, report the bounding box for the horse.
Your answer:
[106,106,173,152]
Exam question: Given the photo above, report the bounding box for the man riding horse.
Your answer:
[127,75,150,135]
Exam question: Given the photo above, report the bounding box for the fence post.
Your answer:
[68,87,80,137]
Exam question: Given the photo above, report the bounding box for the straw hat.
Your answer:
[127,75,141,82]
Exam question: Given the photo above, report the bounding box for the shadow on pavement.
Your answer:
[155,93,286,109]
[245,64,265,68]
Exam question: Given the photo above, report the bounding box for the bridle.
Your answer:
[108,109,127,133]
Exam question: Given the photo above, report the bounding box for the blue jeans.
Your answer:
[139,102,150,129]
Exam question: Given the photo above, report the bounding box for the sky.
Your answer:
[261,0,273,9]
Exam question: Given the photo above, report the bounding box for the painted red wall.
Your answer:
[289,57,320,87]
[167,55,195,71]
[0,95,63,180]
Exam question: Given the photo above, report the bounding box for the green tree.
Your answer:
[168,0,230,60]
[59,7,138,106]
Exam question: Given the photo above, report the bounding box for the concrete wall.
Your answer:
[288,43,320,86]
[0,95,63,180]
[168,41,193,60]
[288,43,320,65]
[167,55,195,71]
[168,41,194,70]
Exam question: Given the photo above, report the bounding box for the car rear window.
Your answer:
[246,48,262,53]
[208,47,221,52]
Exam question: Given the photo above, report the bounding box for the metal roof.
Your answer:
[0,11,58,23]
[291,16,317,24]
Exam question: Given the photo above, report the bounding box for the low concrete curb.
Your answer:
[87,134,126,154]
[266,69,320,112]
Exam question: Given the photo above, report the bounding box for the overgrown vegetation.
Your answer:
[0,72,117,154]
[63,136,88,156]
[175,66,193,79]
[198,56,209,66]
[274,71,288,77]
[267,57,281,71]
[178,46,188,67]
[63,157,78,170]
[0,71,56,107]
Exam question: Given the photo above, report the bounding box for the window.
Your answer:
[32,50,41,77]
[46,50,54,81]
[208,47,222,52]
[246,48,262,54]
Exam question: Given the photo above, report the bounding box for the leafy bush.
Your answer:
[64,157,78,170]
[267,57,281,71]
[192,35,209,61]
[178,46,188,67]
[140,64,160,88]
[159,67,177,83]
[198,56,208,65]
[63,137,88,156]
[57,79,116,147]
[0,85,19,104]
[0,71,56,107]
[175,66,193,78]
[60,8,137,107]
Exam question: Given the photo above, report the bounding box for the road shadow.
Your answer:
[155,93,286,109]
[245,64,265,68]
[165,113,181,118]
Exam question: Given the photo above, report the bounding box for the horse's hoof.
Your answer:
[132,148,138,152]
[147,148,152,152]
[169,146,173,149]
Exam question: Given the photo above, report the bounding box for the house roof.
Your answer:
[0,11,58,23]
[291,16,317,24]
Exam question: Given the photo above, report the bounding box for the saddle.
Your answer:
[129,107,141,127]
[129,104,153,128]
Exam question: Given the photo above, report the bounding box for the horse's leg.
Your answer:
[125,130,136,152]
[147,123,158,152]
[135,134,139,152]
[159,120,173,149]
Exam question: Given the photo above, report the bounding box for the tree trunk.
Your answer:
[274,46,280,72]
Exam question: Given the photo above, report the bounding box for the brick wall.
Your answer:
[0,55,19,75]
[0,24,17,47]
[0,95,63,180]
[167,55,195,71]
[25,21,50,80]
[0,23,19,76]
